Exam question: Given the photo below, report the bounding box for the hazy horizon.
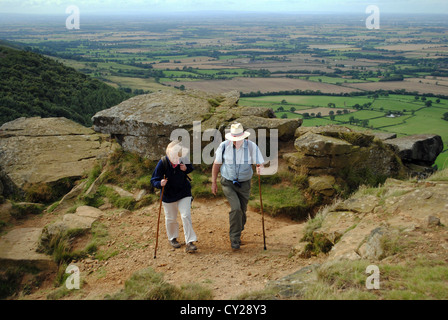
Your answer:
[1,0,447,15]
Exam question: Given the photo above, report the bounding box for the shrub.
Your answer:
[10,202,45,219]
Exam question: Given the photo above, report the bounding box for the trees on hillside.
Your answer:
[0,46,131,126]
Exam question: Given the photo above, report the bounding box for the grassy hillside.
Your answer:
[0,45,131,126]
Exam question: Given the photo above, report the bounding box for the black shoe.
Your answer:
[231,242,240,250]
[185,242,197,253]
[170,238,181,249]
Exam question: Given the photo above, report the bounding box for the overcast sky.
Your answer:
[0,0,447,15]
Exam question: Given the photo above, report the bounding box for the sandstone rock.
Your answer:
[56,180,88,212]
[289,126,440,185]
[135,189,147,201]
[0,165,23,198]
[292,242,310,258]
[0,117,112,190]
[0,228,55,270]
[294,132,354,157]
[287,129,404,179]
[39,205,102,251]
[236,116,301,141]
[266,264,319,298]
[92,90,301,159]
[283,152,330,169]
[85,170,109,196]
[312,210,359,249]
[335,195,379,214]
[92,90,214,159]
[328,219,379,261]
[75,205,102,219]
[385,134,443,165]
[358,227,390,260]
[295,125,353,138]
[373,132,397,141]
[238,107,275,118]
[105,184,133,198]
[308,175,336,197]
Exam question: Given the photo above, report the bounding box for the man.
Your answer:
[211,123,264,250]
[151,140,198,253]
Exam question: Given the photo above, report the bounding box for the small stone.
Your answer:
[427,216,441,227]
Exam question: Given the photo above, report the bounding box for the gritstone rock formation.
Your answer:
[92,90,302,160]
[0,117,113,195]
[284,125,443,180]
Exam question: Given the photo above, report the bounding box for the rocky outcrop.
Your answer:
[296,176,448,261]
[271,171,448,298]
[0,117,113,196]
[384,134,443,166]
[284,126,443,197]
[92,90,301,160]
[0,228,56,270]
[285,125,405,180]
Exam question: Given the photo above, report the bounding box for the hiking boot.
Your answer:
[185,242,197,253]
[170,238,181,249]
[231,242,240,250]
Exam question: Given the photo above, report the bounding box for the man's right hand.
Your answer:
[161,179,168,187]
[211,182,218,195]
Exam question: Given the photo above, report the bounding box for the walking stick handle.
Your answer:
[154,175,165,259]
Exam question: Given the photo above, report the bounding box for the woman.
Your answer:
[151,140,198,253]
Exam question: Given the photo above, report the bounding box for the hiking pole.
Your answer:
[154,175,165,259]
[258,173,267,250]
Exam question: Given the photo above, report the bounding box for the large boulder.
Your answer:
[285,125,443,180]
[0,117,112,194]
[92,90,301,159]
[286,127,404,178]
[385,134,443,166]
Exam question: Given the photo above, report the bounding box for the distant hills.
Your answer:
[0,43,131,126]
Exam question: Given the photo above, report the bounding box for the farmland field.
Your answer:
[169,77,362,94]
[240,94,448,169]
[345,80,448,96]
[294,107,356,117]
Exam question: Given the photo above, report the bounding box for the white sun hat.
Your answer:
[225,123,251,142]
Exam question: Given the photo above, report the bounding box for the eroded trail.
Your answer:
[26,198,315,300]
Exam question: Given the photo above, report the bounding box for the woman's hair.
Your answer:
[166,140,188,160]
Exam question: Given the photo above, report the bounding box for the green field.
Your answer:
[300,76,369,84]
[241,95,375,108]
[240,94,448,169]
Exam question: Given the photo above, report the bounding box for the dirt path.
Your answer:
[24,198,319,300]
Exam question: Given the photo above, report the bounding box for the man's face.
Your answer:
[233,140,244,149]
